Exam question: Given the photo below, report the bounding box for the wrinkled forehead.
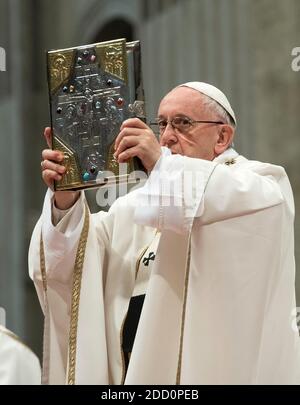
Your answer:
[158,86,209,118]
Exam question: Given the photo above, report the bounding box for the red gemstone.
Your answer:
[116,98,124,106]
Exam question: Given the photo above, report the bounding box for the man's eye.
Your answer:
[173,117,190,126]
[181,118,190,126]
[158,121,167,127]
[173,118,184,125]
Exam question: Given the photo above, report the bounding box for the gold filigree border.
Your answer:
[175,164,219,384]
[120,229,159,385]
[67,202,90,385]
[175,233,191,385]
[40,234,47,293]
[0,325,35,353]
[40,202,90,385]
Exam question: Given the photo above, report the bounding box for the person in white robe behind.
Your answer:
[0,325,41,384]
[29,82,300,385]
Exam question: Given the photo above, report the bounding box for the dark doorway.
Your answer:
[92,18,134,43]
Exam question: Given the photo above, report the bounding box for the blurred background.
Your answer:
[0,0,300,360]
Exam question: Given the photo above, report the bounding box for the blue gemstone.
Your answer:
[83,172,90,181]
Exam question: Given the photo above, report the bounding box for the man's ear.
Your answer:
[214,125,234,155]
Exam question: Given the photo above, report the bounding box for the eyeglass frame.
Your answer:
[149,116,225,135]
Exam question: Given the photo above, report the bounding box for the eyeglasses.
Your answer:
[149,116,224,135]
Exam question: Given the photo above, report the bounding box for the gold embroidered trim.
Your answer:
[175,163,219,383]
[176,233,191,385]
[40,202,90,385]
[40,234,47,294]
[119,229,159,384]
[0,325,34,353]
[67,202,90,385]
[40,233,50,384]
[119,312,128,385]
[135,244,151,279]
[120,239,151,383]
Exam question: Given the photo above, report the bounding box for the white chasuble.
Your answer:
[29,148,300,384]
[0,326,41,384]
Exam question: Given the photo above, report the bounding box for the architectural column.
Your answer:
[7,0,33,336]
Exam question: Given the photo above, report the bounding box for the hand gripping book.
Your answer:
[47,38,146,191]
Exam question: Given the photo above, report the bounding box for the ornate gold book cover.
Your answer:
[47,38,146,191]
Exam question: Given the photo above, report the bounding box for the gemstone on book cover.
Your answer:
[47,38,146,191]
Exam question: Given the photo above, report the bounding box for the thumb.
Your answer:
[44,127,52,148]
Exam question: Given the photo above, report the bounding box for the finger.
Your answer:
[42,149,64,163]
[44,127,52,148]
[42,159,66,174]
[114,127,145,151]
[120,118,148,131]
[114,135,139,158]
[117,146,140,163]
[42,169,62,187]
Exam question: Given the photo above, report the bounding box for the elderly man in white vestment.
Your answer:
[29,82,300,385]
[0,325,41,384]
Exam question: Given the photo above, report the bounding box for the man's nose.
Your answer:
[159,122,178,146]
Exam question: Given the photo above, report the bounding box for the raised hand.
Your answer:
[41,127,79,210]
[114,118,161,172]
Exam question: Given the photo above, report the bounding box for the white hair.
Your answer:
[200,93,236,129]
[200,92,236,149]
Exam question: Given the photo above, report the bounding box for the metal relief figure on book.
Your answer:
[47,38,146,191]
